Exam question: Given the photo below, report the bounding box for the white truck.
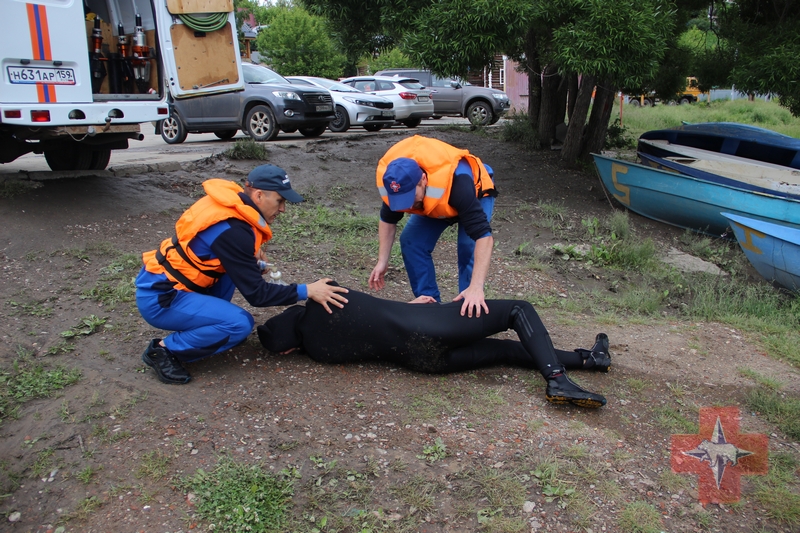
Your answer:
[1,0,245,171]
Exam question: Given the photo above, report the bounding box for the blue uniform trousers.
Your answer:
[136,272,254,362]
[399,196,495,301]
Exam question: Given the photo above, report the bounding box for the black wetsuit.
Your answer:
[257,288,586,376]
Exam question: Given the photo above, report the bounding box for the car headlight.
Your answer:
[272,91,302,101]
[491,93,509,101]
[343,97,376,107]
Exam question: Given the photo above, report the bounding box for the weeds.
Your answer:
[60,315,106,338]
[618,501,663,533]
[182,457,293,532]
[1,359,81,424]
[745,389,800,440]
[499,113,539,149]
[417,437,447,463]
[136,450,171,480]
[223,138,269,160]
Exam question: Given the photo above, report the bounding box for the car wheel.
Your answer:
[679,97,691,105]
[489,115,501,125]
[401,118,422,128]
[160,113,187,144]
[44,146,93,171]
[299,125,327,138]
[363,124,383,132]
[466,101,492,126]
[245,105,279,142]
[329,106,350,133]
[89,148,112,170]
[214,130,237,140]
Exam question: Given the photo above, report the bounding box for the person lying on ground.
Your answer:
[257,285,610,408]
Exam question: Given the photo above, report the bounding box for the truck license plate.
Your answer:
[7,66,76,85]
[316,104,332,112]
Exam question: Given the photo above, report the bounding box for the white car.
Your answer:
[286,76,395,132]
[339,75,434,128]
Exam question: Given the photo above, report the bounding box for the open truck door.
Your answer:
[0,0,244,171]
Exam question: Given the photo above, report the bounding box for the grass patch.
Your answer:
[682,277,800,366]
[737,367,784,390]
[0,179,40,198]
[136,450,171,481]
[223,138,270,160]
[0,358,81,424]
[618,501,662,533]
[499,113,539,150]
[408,379,505,421]
[181,457,294,532]
[652,406,698,433]
[389,474,442,516]
[745,389,800,440]
[82,253,141,307]
[752,453,800,526]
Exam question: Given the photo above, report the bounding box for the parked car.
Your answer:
[159,63,335,144]
[375,69,510,126]
[286,76,395,132]
[339,75,434,128]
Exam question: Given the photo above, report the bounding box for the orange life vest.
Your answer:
[142,179,273,293]
[376,135,495,219]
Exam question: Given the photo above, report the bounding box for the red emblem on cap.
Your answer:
[389,180,401,193]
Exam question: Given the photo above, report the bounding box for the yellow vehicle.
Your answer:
[626,77,703,107]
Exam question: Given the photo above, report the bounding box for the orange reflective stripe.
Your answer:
[26,3,56,103]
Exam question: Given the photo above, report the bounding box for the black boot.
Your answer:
[141,339,191,384]
[545,368,606,408]
[574,333,611,373]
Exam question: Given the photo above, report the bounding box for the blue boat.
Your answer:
[637,150,800,201]
[591,153,800,236]
[721,212,800,292]
[638,122,800,170]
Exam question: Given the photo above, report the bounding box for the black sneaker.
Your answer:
[574,333,612,373]
[545,371,606,408]
[141,339,191,384]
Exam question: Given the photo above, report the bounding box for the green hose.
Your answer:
[178,12,228,32]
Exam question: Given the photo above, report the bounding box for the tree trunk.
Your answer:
[579,81,618,162]
[566,74,578,120]
[523,28,541,131]
[537,65,562,148]
[554,75,569,126]
[560,74,595,165]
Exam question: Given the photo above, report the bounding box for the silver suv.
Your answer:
[375,69,509,126]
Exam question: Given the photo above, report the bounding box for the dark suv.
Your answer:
[375,69,510,126]
[159,63,335,143]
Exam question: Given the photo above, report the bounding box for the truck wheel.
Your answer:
[363,124,383,132]
[89,149,112,170]
[44,147,93,171]
[214,130,237,140]
[328,106,350,133]
[160,113,187,144]
[466,101,492,126]
[642,98,654,107]
[299,125,327,138]
[679,97,691,105]
[245,105,279,141]
[628,98,641,107]
[401,118,422,128]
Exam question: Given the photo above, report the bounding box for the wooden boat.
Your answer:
[638,122,800,169]
[637,145,800,200]
[721,212,800,292]
[591,153,800,236]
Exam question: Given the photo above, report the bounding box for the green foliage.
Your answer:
[417,437,447,463]
[256,6,345,78]
[364,47,415,73]
[60,315,106,338]
[618,501,662,533]
[500,113,540,150]
[604,118,635,149]
[745,389,800,441]
[82,253,140,307]
[181,457,294,532]
[224,139,270,160]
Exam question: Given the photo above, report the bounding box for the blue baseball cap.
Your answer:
[383,157,423,211]
[246,164,304,203]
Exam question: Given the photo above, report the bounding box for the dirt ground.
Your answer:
[1,128,799,533]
